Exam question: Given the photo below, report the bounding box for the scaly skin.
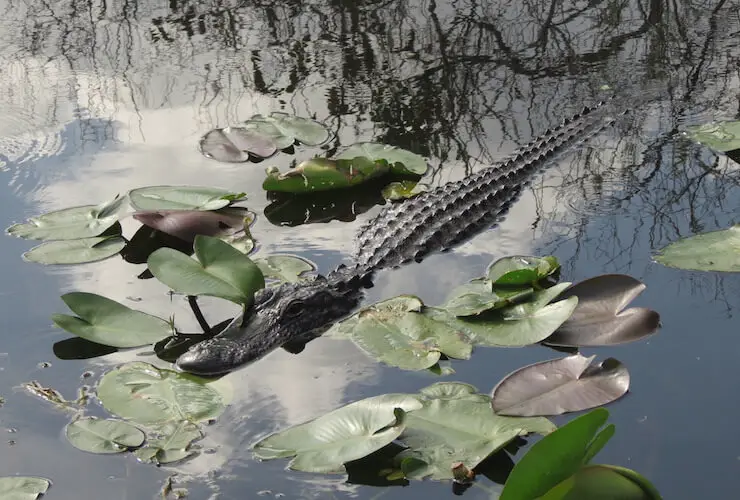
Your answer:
[176,99,621,376]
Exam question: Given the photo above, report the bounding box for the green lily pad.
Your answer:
[133,421,202,464]
[425,284,577,347]
[252,394,422,473]
[500,408,613,500]
[65,417,145,454]
[441,278,533,316]
[256,254,316,282]
[0,476,50,500]
[543,464,662,500]
[147,235,265,305]
[22,235,125,265]
[397,396,555,480]
[381,181,429,201]
[248,112,331,146]
[486,255,560,286]
[329,296,473,370]
[684,120,740,152]
[654,224,740,272]
[336,143,427,175]
[262,157,390,193]
[51,292,172,348]
[128,185,246,211]
[97,361,226,425]
[6,195,126,241]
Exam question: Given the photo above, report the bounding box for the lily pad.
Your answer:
[397,396,555,480]
[65,417,145,454]
[329,296,473,370]
[23,235,125,265]
[425,284,577,347]
[133,421,202,464]
[499,408,612,500]
[486,255,560,286]
[381,181,428,201]
[96,361,226,425]
[262,157,390,193]
[0,477,50,500]
[6,195,126,241]
[545,275,660,347]
[249,112,331,146]
[491,354,630,416]
[252,394,422,473]
[52,292,172,348]
[147,235,265,305]
[441,278,533,316]
[543,464,661,499]
[418,381,492,404]
[128,185,246,211]
[654,224,740,272]
[684,120,740,152]
[133,207,252,244]
[337,143,427,175]
[256,254,316,282]
[200,127,277,162]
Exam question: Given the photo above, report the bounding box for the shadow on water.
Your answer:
[0,0,739,499]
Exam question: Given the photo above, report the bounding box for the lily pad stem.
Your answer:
[187,296,211,334]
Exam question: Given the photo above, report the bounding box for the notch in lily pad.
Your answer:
[486,255,560,287]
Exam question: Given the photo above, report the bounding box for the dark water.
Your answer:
[1,1,739,498]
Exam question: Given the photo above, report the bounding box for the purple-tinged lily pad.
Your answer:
[491,354,630,417]
[545,274,660,347]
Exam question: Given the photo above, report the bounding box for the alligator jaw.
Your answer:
[176,311,277,376]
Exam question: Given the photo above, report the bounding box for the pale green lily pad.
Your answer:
[23,235,125,265]
[52,292,172,348]
[418,382,491,403]
[329,296,473,370]
[381,180,429,201]
[500,408,612,500]
[441,278,533,316]
[262,157,391,193]
[487,255,560,286]
[0,476,50,500]
[256,255,316,282]
[65,417,145,454]
[684,120,740,152]
[134,421,202,464]
[397,396,555,480]
[337,143,427,175]
[425,284,576,347]
[252,394,422,473]
[654,224,740,272]
[148,235,265,305]
[249,112,331,146]
[128,185,246,211]
[6,195,126,241]
[97,361,226,425]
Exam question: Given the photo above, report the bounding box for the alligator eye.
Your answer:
[283,301,304,318]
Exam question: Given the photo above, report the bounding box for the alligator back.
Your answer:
[352,100,620,270]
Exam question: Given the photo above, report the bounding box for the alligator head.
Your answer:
[175,271,367,376]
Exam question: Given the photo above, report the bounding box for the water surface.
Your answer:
[1,1,739,499]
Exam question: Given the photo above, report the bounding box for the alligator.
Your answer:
[176,98,623,376]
